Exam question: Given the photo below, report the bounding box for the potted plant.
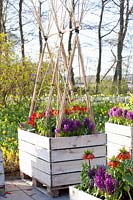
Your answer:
[69,147,133,200]
[105,95,133,159]
[0,149,5,195]
[18,104,106,196]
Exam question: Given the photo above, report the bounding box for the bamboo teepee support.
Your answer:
[56,32,79,130]
[29,0,96,135]
[45,35,63,116]
[50,0,75,101]
[29,41,47,116]
[77,37,96,133]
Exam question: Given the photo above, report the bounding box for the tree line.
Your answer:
[0,0,133,97]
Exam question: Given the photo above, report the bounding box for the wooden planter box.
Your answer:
[18,129,106,194]
[69,186,101,200]
[105,122,133,159]
[0,150,5,195]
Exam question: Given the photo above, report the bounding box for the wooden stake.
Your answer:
[29,42,47,116]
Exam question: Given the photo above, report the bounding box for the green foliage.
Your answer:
[77,162,90,192]
[92,101,115,132]
[0,33,53,107]
[89,79,129,96]
[0,100,30,173]
[108,159,133,199]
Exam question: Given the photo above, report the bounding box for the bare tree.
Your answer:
[113,0,132,93]
[0,0,5,33]
[67,0,76,86]
[38,0,43,55]
[95,0,107,93]
[95,0,119,93]
[19,0,25,63]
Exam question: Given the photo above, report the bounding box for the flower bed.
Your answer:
[21,105,95,137]
[73,147,133,200]
[0,150,5,195]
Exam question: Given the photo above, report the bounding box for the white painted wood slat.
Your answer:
[105,122,133,159]
[105,122,133,137]
[18,129,50,149]
[69,186,101,200]
[19,140,50,162]
[51,133,106,149]
[51,145,106,162]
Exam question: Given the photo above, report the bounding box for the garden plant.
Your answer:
[77,147,133,200]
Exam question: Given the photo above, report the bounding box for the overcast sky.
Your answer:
[7,0,133,77]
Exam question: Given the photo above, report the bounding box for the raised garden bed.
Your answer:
[18,129,106,196]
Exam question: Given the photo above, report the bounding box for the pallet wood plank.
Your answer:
[52,157,106,174]
[107,132,132,147]
[51,145,106,162]
[19,140,50,161]
[52,172,81,187]
[19,150,50,175]
[18,129,50,149]
[32,167,51,187]
[105,122,133,137]
[106,122,133,159]
[51,133,106,149]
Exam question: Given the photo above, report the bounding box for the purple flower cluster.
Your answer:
[104,173,117,195]
[88,168,97,179]
[88,168,97,189]
[84,118,95,130]
[108,107,122,118]
[95,166,117,195]
[61,119,81,133]
[95,166,106,190]
[87,166,117,194]
[108,107,133,121]
[60,117,94,135]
